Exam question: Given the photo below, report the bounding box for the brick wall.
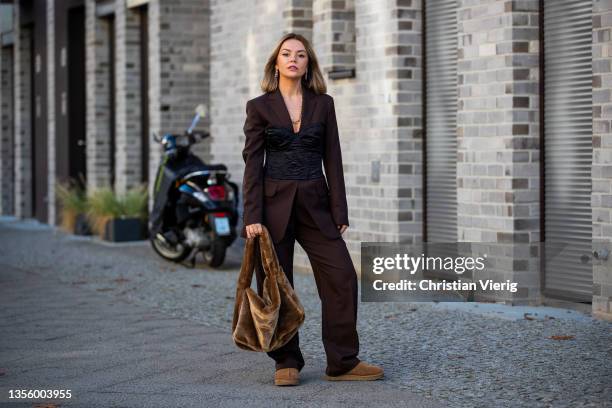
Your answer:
[46,0,55,225]
[320,0,423,270]
[3,0,609,318]
[148,0,211,210]
[457,0,541,303]
[114,0,143,194]
[208,0,287,244]
[209,0,286,179]
[592,0,612,320]
[296,0,424,272]
[1,44,14,215]
[210,0,423,274]
[285,0,313,37]
[85,1,114,190]
[13,3,32,219]
[313,0,356,77]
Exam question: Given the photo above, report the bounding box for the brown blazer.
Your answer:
[240,86,349,244]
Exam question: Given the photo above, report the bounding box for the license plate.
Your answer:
[214,217,230,236]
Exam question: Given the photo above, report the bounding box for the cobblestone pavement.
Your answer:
[0,218,610,407]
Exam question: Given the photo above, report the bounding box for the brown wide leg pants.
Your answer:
[253,186,361,377]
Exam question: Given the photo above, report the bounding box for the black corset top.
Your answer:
[264,122,325,180]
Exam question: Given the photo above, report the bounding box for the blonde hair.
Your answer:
[260,33,327,94]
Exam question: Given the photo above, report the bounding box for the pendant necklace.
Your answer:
[289,94,303,134]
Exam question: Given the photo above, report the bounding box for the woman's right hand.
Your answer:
[245,223,263,239]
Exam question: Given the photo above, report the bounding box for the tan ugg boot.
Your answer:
[274,368,300,386]
[323,362,384,381]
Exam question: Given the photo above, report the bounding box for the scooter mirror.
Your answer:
[195,104,208,118]
[187,104,207,135]
[152,131,161,143]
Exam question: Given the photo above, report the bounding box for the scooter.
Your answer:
[149,104,239,267]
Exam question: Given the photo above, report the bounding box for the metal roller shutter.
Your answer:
[543,0,593,301]
[425,0,458,243]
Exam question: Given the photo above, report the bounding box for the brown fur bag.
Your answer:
[232,225,305,352]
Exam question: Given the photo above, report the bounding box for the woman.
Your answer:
[240,33,383,386]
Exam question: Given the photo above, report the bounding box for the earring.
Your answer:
[305,69,308,81]
[275,68,279,79]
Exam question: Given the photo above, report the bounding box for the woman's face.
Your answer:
[275,39,309,81]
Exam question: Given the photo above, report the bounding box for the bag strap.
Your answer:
[257,225,281,280]
[235,234,256,291]
[235,225,283,292]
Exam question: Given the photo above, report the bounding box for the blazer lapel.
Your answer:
[267,86,314,131]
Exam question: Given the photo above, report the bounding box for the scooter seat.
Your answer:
[202,163,227,172]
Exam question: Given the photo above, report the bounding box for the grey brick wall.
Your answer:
[85,0,113,190]
[313,0,356,77]
[2,0,608,317]
[285,0,313,38]
[457,0,541,304]
[148,0,160,208]
[1,44,14,215]
[297,0,424,272]
[210,0,423,274]
[210,0,316,272]
[114,1,143,194]
[326,0,423,268]
[208,0,286,242]
[209,0,286,180]
[12,3,32,219]
[148,0,211,210]
[592,0,612,319]
[46,0,55,225]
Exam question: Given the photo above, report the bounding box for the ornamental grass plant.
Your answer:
[56,181,88,233]
[86,184,148,238]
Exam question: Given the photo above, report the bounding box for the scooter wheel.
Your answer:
[150,235,191,262]
[203,239,226,267]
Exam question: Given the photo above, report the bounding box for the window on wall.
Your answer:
[424,0,458,243]
[542,0,593,301]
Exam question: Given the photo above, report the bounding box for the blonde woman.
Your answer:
[240,33,383,386]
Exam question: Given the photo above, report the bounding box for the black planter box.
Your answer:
[104,218,145,242]
[74,213,92,236]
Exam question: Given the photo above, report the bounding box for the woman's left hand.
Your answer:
[337,225,348,234]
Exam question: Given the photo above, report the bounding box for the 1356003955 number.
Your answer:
[8,389,72,399]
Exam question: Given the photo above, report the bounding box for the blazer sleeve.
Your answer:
[323,96,349,227]
[241,100,266,226]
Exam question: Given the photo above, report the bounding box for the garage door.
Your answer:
[543,0,593,301]
[425,0,458,243]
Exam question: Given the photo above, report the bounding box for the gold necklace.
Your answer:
[289,94,303,130]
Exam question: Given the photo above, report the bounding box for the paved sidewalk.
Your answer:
[0,232,441,407]
[0,218,610,407]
